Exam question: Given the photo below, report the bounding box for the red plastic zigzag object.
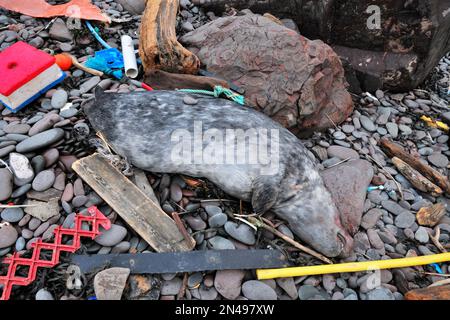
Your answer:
[0,206,111,300]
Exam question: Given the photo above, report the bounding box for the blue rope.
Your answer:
[178,86,245,106]
[86,21,111,49]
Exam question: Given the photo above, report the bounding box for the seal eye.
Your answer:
[337,231,346,248]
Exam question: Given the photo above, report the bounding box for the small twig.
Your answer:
[234,216,258,232]
[428,278,450,288]
[0,204,40,209]
[261,217,276,229]
[177,273,188,299]
[170,200,187,213]
[325,157,352,170]
[248,217,333,264]
[198,199,237,203]
[171,212,196,249]
[366,154,404,200]
[63,53,104,77]
[190,228,217,237]
[419,272,450,277]
[430,226,447,253]
[325,113,339,130]
[234,213,258,218]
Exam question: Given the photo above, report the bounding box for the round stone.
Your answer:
[51,89,68,109]
[0,224,18,248]
[15,236,26,251]
[242,280,277,300]
[35,288,54,300]
[95,224,127,247]
[208,213,228,228]
[1,207,24,223]
[224,221,256,245]
[208,236,235,250]
[32,169,56,191]
[415,226,429,244]
[428,153,449,168]
[395,212,416,229]
[205,205,222,217]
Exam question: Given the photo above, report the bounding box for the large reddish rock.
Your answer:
[321,159,374,235]
[193,0,450,92]
[181,13,353,136]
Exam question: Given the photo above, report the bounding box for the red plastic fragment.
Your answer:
[0,206,111,300]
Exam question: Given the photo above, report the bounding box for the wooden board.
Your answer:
[405,285,450,300]
[73,153,194,252]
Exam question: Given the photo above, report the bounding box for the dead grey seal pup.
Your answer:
[83,89,353,258]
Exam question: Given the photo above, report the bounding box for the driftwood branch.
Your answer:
[380,138,450,194]
[392,157,443,196]
[139,0,200,74]
[416,203,447,227]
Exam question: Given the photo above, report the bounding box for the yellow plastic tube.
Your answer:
[257,252,450,280]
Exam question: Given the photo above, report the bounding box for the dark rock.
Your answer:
[194,0,450,91]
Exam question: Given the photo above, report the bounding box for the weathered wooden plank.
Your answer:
[72,153,194,252]
[405,285,450,300]
[132,169,161,209]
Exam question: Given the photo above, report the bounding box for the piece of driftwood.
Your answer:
[392,157,443,196]
[380,138,450,194]
[430,226,446,253]
[139,0,200,74]
[72,153,193,252]
[405,284,450,300]
[132,169,161,209]
[416,203,447,227]
[144,69,228,90]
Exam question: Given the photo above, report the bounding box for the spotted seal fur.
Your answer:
[83,89,353,257]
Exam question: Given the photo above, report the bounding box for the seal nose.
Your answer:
[337,230,354,258]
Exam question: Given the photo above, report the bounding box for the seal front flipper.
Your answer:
[251,175,280,214]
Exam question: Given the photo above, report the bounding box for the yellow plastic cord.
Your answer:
[257,252,450,280]
[420,115,449,132]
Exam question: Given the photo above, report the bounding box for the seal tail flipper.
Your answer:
[251,176,279,214]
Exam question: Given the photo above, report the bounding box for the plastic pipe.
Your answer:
[256,252,450,280]
[120,35,138,79]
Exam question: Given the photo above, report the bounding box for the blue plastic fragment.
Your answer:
[431,263,444,274]
[85,48,124,80]
[88,296,97,300]
[367,185,385,192]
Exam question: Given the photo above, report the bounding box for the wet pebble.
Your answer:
[224,221,256,245]
[242,280,277,300]
[1,207,24,223]
[0,224,18,248]
[95,224,127,247]
[32,169,55,191]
